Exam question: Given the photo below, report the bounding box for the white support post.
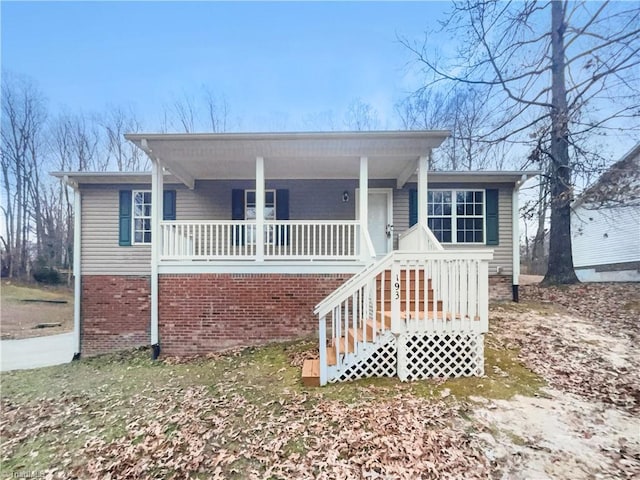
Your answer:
[417,155,429,227]
[359,156,369,260]
[418,155,429,251]
[512,177,524,302]
[391,261,401,334]
[255,156,265,262]
[150,160,164,350]
[72,186,81,357]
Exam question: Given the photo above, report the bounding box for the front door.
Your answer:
[363,189,393,256]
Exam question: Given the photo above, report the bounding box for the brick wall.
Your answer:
[81,275,150,356]
[158,273,349,356]
[489,274,512,301]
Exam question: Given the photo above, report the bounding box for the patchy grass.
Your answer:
[1,281,72,303]
[1,332,545,478]
[411,336,545,401]
[1,281,73,339]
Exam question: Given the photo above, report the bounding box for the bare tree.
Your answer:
[344,98,380,131]
[100,106,148,171]
[402,0,640,284]
[162,87,231,133]
[397,85,510,170]
[1,72,47,277]
[303,110,339,131]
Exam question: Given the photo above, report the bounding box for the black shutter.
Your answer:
[409,189,418,227]
[119,190,132,246]
[276,189,290,245]
[231,189,245,246]
[163,190,176,220]
[486,189,499,245]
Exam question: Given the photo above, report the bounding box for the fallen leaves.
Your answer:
[492,282,640,413]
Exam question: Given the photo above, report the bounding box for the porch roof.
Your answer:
[123,131,450,185]
[51,169,539,186]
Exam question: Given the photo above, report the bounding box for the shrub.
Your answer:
[32,265,61,285]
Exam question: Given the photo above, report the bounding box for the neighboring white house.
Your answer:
[571,143,640,282]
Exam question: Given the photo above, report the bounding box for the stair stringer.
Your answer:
[326,330,396,383]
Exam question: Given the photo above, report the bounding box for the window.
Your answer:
[245,190,276,244]
[427,190,484,243]
[133,190,152,244]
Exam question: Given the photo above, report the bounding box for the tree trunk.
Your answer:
[543,0,579,285]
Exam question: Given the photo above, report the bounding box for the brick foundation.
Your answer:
[81,276,150,356]
[158,273,350,356]
[489,275,512,301]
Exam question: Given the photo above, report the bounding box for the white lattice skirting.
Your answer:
[330,335,397,383]
[397,333,485,381]
[328,332,485,383]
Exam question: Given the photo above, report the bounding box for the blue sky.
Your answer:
[1,1,449,131]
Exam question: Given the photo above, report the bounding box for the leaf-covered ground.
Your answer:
[1,282,638,479]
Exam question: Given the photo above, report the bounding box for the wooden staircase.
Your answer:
[302,269,441,387]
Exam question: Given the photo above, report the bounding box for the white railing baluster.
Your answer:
[319,315,328,385]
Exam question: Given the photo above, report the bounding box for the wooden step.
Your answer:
[348,326,374,344]
[376,275,433,288]
[366,315,391,335]
[380,299,443,311]
[378,289,435,301]
[332,336,354,354]
[326,346,337,366]
[379,310,481,321]
[301,359,320,387]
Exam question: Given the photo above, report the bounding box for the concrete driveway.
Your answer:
[0,332,74,372]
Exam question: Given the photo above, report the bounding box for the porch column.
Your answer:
[255,156,265,262]
[359,156,370,259]
[150,160,163,355]
[417,154,429,227]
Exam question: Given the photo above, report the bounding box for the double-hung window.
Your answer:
[427,190,485,244]
[133,190,152,244]
[245,189,276,244]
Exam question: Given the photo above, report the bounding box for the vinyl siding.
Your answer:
[80,179,515,276]
[180,179,360,220]
[81,184,152,275]
[571,205,640,268]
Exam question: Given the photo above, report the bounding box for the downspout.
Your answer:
[150,155,163,360]
[512,175,526,302]
[142,139,161,360]
[65,176,82,360]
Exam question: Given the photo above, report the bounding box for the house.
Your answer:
[571,143,640,282]
[53,131,537,386]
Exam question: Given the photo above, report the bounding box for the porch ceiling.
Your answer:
[124,131,449,183]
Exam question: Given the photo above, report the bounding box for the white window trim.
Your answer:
[132,189,152,245]
[428,188,486,245]
[245,189,277,245]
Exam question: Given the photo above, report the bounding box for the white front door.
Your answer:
[357,189,393,256]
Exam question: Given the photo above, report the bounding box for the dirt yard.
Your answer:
[482,282,640,479]
[1,282,74,340]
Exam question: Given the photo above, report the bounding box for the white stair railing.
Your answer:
[398,224,444,251]
[314,249,493,385]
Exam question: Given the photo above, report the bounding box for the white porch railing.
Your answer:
[160,220,364,260]
[398,224,444,251]
[313,250,492,385]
